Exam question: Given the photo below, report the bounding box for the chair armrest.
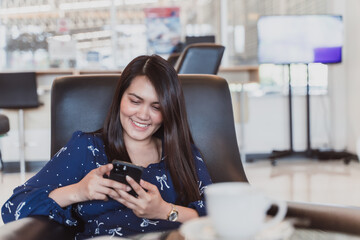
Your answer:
[0,216,76,240]
[269,201,360,235]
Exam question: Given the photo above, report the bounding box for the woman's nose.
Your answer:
[137,105,150,120]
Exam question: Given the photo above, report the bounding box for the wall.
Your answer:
[343,0,360,153]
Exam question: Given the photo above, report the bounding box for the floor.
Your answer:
[1,158,360,226]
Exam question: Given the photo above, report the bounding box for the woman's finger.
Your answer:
[93,185,120,199]
[126,176,147,197]
[140,179,157,192]
[116,191,138,209]
[101,178,131,192]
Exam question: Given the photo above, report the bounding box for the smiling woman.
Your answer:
[1,55,212,239]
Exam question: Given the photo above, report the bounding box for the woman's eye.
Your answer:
[130,100,140,104]
[152,105,160,111]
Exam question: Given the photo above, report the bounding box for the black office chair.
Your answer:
[166,53,181,67]
[2,74,360,240]
[0,72,41,174]
[50,75,119,156]
[175,43,225,75]
[0,113,10,171]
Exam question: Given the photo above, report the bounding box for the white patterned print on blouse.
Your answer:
[156,174,170,191]
[197,200,205,208]
[198,181,207,196]
[55,147,67,157]
[77,204,84,216]
[196,155,203,162]
[88,145,99,156]
[94,220,104,234]
[66,219,78,226]
[108,227,123,238]
[4,200,13,213]
[15,202,26,220]
[140,218,159,227]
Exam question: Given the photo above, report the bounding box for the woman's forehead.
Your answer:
[125,75,159,102]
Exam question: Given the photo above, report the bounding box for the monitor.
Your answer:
[257,15,343,64]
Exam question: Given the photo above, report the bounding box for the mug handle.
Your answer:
[262,199,287,231]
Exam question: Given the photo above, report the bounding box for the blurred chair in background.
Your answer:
[0,113,10,171]
[167,53,181,67]
[0,72,40,175]
[175,43,225,75]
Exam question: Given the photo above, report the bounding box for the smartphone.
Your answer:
[109,160,144,197]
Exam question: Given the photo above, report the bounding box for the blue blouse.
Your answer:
[1,131,212,239]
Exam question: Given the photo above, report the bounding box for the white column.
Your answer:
[220,0,228,66]
[110,0,118,68]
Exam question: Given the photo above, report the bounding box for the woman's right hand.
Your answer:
[49,163,131,207]
[74,163,130,202]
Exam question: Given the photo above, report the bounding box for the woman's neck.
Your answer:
[124,136,162,168]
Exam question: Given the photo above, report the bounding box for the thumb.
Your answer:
[96,163,113,176]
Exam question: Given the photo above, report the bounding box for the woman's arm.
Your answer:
[48,164,129,208]
[1,131,88,224]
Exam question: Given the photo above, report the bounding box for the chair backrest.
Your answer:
[175,43,225,75]
[51,74,119,156]
[167,53,181,67]
[51,74,247,183]
[0,114,10,134]
[0,72,40,109]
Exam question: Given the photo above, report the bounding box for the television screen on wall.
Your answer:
[257,15,343,64]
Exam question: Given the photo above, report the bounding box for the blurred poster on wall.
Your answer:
[144,7,181,54]
[48,39,76,61]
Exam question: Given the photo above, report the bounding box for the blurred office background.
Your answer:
[2,0,360,223]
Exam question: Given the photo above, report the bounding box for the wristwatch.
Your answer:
[167,204,178,222]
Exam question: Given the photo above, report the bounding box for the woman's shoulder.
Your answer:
[190,143,204,161]
[69,130,103,145]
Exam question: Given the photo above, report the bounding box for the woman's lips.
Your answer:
[130,119,150,129]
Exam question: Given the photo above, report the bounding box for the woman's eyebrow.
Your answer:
[128,93,142,100]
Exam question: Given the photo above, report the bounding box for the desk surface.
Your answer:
[127,228,360,240]
[1,215,360,240]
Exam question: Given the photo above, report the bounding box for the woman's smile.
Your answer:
[130,118,150,130]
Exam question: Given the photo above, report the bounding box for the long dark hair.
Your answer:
[102,55,200,205]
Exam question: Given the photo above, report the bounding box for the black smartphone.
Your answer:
[109,160,144,197]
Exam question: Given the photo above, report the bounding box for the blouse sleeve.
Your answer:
[187,146,212,217]
[1,131,92,226]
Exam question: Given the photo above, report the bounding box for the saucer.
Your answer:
[180,217,294,240]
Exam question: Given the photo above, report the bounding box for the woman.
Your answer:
[1,55,212,239]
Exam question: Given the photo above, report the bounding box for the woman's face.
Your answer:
[120,75,163,143]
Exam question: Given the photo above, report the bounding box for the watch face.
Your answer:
[169,211,178,222]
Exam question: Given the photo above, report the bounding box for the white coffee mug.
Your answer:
[205,182,287,239]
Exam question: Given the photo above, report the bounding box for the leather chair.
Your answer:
[2,74,360,239]
[0,72,41,174]
[175,43,225,75]
[51,74,247,182]
[166,53,181,67]
[0,113,10,171]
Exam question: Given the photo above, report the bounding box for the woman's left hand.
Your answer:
[113,176,170,219]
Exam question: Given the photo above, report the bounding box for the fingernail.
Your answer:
[126,175,132,181]
[126,186,131,192]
